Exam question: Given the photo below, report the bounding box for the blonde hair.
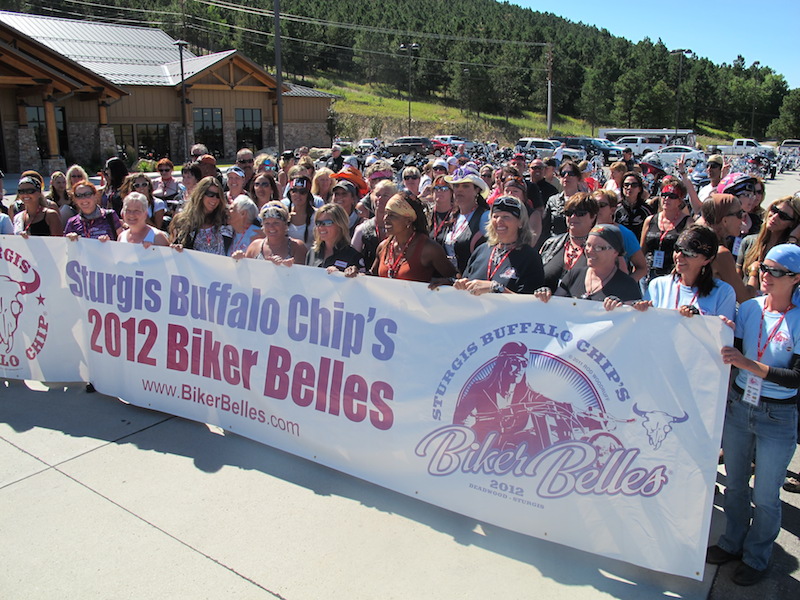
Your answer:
[312,203,350,253]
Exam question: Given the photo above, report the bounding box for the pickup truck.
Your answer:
[612,135,667,157]
[712,138,773,156]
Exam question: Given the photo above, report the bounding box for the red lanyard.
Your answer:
[24,207,42,233]
[231,231,250,254]
[79,213,100,238]
[431,211,450,238]
[385,233,416,278]
[674,283,699,310]
[487,244,514,280]
[756,303,792,361]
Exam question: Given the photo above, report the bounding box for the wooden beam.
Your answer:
[0,75,39,85]
[42,86,60,158]
[209,70,229,86]
[192,84,272,92]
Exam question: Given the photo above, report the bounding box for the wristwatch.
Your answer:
[491,281,505,293]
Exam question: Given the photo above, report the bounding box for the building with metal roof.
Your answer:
[0,10,335,173]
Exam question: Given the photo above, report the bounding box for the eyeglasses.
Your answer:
[74,191,94,199]
[585,243,614,252]
[133,181,149,189]
[253,181,271,188]
[760,264,797,278]
[204,190,221,198]
[754,188,764,195]
[69,173,84,179]
[17,188,37,195]
[726,209,745,219]
[559,171,577,178]
[237,158,254,164]
[596,202,610,209]
[432,166,447,172]
[433,185,450,192]
[158,168,171,173]
[707,163,722,169]
[403,175,420,180]
[770,204,795,221]
[662,193,681,200]
[563,209,589,218]
[622,182,640,188]
[316,219,335,227]
[674,244,700,258]
[530,165,544,170]
[289,188,306,193]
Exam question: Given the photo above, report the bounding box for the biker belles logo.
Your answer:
[417,324,688,499]
[0,245,48,370]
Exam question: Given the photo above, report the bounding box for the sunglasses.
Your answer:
[726,209,745,219]
[74,191,94,199]
[559,171,577,178]
[158,168,172,173]
[253,181,272,188]
[17,188,38,195]
[403,175,420,180]
[622,182,640,188]
[432,166,447,171]
[204,190,221,198]
[707,163,722,169]
[563,209,589,218]
[530,165,544,170]
[316,219,335,227]
[661,193,682,200]
[585,243,614,252]
[760,264,797,278]
[237,158,254,164]
[433,185,450,192]
[596,202,610,209]
[770,204,795,222]
[133,181,149,189]
[674,244,700,258]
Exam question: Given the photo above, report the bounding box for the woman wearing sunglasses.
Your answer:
[615,171,652,241]
[630,225,736,320]
[168,176,232,255]
[236,202,307,265]
[453,196,543,295]
[64,180,122,241]
[305,203,364,273]
[542,163,584,239]
[401,166,422,197]
[738,196,800,286]
[707,243,800,586]
[252,172,281,210]
[120,173,165,230]
[539,192,598,292]
[639,177,692,286]
[152,158,184,207]
[13,176,63,237]
[701,194,758,304]
[536,223,641,307]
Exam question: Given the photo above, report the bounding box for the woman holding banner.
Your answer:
[707,243,800,586]
[168,176,232,255]
[453,196,543,295]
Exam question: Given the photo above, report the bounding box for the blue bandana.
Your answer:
[765,244,800,273]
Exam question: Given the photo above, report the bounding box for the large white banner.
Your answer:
[0,235,731,579]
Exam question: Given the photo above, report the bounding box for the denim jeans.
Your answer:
[718,386,798,570]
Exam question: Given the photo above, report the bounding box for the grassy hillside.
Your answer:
[308,74,731,148]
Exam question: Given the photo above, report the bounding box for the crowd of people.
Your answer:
[2,139,800,586]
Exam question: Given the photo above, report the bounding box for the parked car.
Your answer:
[433,135,477,152]
[779,139,800,155]
[641,145,705,168]
[613,135,668,157]
[357,138,379,152]
[712,138,774,156]
[592,138,625,163]
[387,136,434,156]
[430,140,450,156]
[514,138,583,161]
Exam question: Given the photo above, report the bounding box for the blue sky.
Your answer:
[513,1,800,89]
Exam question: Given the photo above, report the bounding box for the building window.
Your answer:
[136,124,170,160]
[112,124,135,161]
[26,106,68,158]
[236,108,262,151]
[193,108,223,157]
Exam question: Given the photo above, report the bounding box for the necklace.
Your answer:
[583,267,617,298]
[385,232,416,278]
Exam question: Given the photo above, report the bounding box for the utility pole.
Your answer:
[273,0,284,152]
[671,49,692,137]
[399,43,420,136]
[546,43,553,138]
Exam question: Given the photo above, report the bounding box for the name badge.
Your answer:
[652,250,665,269]
[742,374,762,407]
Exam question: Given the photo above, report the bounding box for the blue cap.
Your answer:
[765,244,800,274]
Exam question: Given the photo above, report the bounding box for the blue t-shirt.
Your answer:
[735,295,800,400]
[648,275,736,321]
[618,223,640,262]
